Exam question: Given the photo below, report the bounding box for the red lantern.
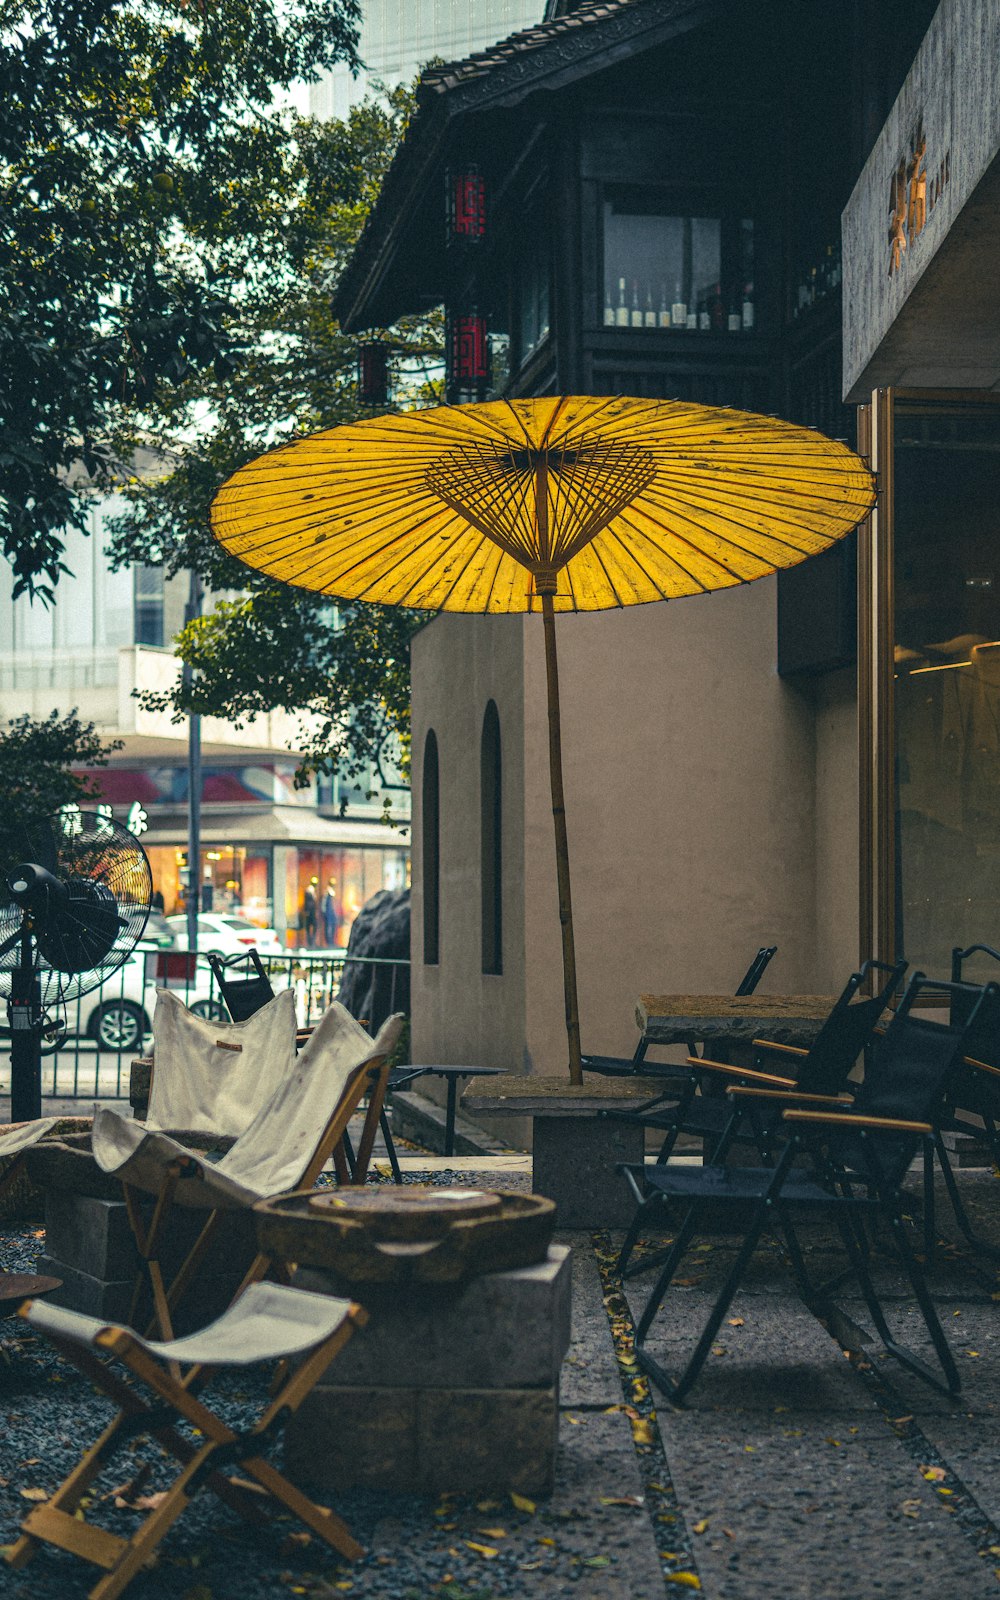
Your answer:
[447,167,486,245]
[357,341,389,406]
[448,312,490,390]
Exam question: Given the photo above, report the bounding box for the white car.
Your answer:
[166,913,283,958]
[48,949,225,1054]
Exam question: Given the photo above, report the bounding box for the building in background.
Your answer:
[309,0,544,121]
[332,0,957,1080]
[0,497,409,949]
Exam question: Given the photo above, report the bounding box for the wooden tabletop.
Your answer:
[637,993,837,1047]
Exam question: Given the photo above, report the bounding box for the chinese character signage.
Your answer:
[888,116,950,277]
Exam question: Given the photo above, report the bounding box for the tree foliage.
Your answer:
[0,711,123,865]
[1,0,362,601]
[107,87,440,795]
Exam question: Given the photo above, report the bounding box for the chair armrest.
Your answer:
[782,1110,932,1134]
[685,1056,796,1088]
[751,1038,809,1058]
[964,1055,1000,1078]
[726,1086,853,1105]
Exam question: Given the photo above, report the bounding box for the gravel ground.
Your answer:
[4,1166,1000,1598]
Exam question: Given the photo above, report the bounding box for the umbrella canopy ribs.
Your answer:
[212,396,876,1083]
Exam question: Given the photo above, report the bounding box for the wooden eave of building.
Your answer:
[332,0,722,334]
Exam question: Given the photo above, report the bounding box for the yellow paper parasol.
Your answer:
[211,395,876,1082]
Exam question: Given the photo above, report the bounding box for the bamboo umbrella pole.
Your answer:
[539,590,583,1085]
[534,455,583,1083]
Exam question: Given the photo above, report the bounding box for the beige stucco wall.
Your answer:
[410,612,528,1073]
[411,577,860,1089]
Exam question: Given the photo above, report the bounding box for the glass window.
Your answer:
[134,564,165,646]
[602,193,755,334]
[480,702,502,975]
[518,212,551,361]
[423,730,440,965]
[891,398,1000,975]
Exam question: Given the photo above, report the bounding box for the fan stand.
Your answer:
[0,921,43,1123]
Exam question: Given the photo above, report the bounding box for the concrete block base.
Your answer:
[36,1252,135,1321]
[294,1246,571,1390]
[532,1115,644,1228]
[285,1383,559,1496]
[39,1188,255,1328]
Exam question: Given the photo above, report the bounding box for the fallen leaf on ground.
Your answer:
[692,1519,710,1534]
[630,1418,655,1446]
[600,1495,644,1507]
[674,1277,704,1288]
[582,1556,611,1568]
[921,1466,946,1482]
[465,1542,498,1559]
[476,1528,507,1539]
[510,1493,535,1513]
[901,1500,921,1519]
[727,1318,744,1327]
[665,1573,701,1589]
[19,1488,47,1503]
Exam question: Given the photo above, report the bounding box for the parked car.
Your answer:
[166,913,283,958]
[141,910,177,949]
[49,950,225,1053]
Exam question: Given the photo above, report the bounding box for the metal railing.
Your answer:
[0,951,410,1103]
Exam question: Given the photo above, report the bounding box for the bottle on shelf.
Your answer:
[686,306,697,330]
[615,276,629,327]
[741,280,754,331]
[658,281,671,328]
[727,288,740,333]
[697,296,710,331]
[644,285,657,328]
[604,284,615,327]
[709,281,725,331]
[630,280,642,328]
[671,280,687,328]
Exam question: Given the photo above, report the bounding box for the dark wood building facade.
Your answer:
[335,0,938,675]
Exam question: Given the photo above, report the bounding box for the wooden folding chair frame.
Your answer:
[125,1055,392,1342]
[6,1298,369,1600]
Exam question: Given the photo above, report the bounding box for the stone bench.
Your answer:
[462,1075,681,1228]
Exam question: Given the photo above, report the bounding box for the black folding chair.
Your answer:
[207,952,403,1184]
[915,943,1000,1258]
[581,944,777,1078]
[614,958,907,1276]
[621,973,999,1405]
[206,949,276,1021]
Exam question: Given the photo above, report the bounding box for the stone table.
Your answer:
[462,1075,682,1228]
[637,992,837,1051]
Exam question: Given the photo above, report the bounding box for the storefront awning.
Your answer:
[143,805,409,849]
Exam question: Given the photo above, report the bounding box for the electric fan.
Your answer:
[1,810,153,1121]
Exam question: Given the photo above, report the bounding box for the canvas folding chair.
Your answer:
[5,1282,368,1600]
[144,986,298,1138]
[613,958,906,1276]
[581,943,778,1078]
[622,974,999,1405]
[208,950,404,1182]
[92,1003,403,1340]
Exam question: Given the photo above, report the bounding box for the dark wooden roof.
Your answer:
[332,0,718,332]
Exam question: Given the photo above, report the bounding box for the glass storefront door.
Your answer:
[862,391,1000,977]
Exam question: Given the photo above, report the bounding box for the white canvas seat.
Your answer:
[146,986,297,1137]
[6,1283,369,1600]
[91,1003,403,1337]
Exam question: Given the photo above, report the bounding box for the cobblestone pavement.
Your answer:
[3,1164,1000,1598]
